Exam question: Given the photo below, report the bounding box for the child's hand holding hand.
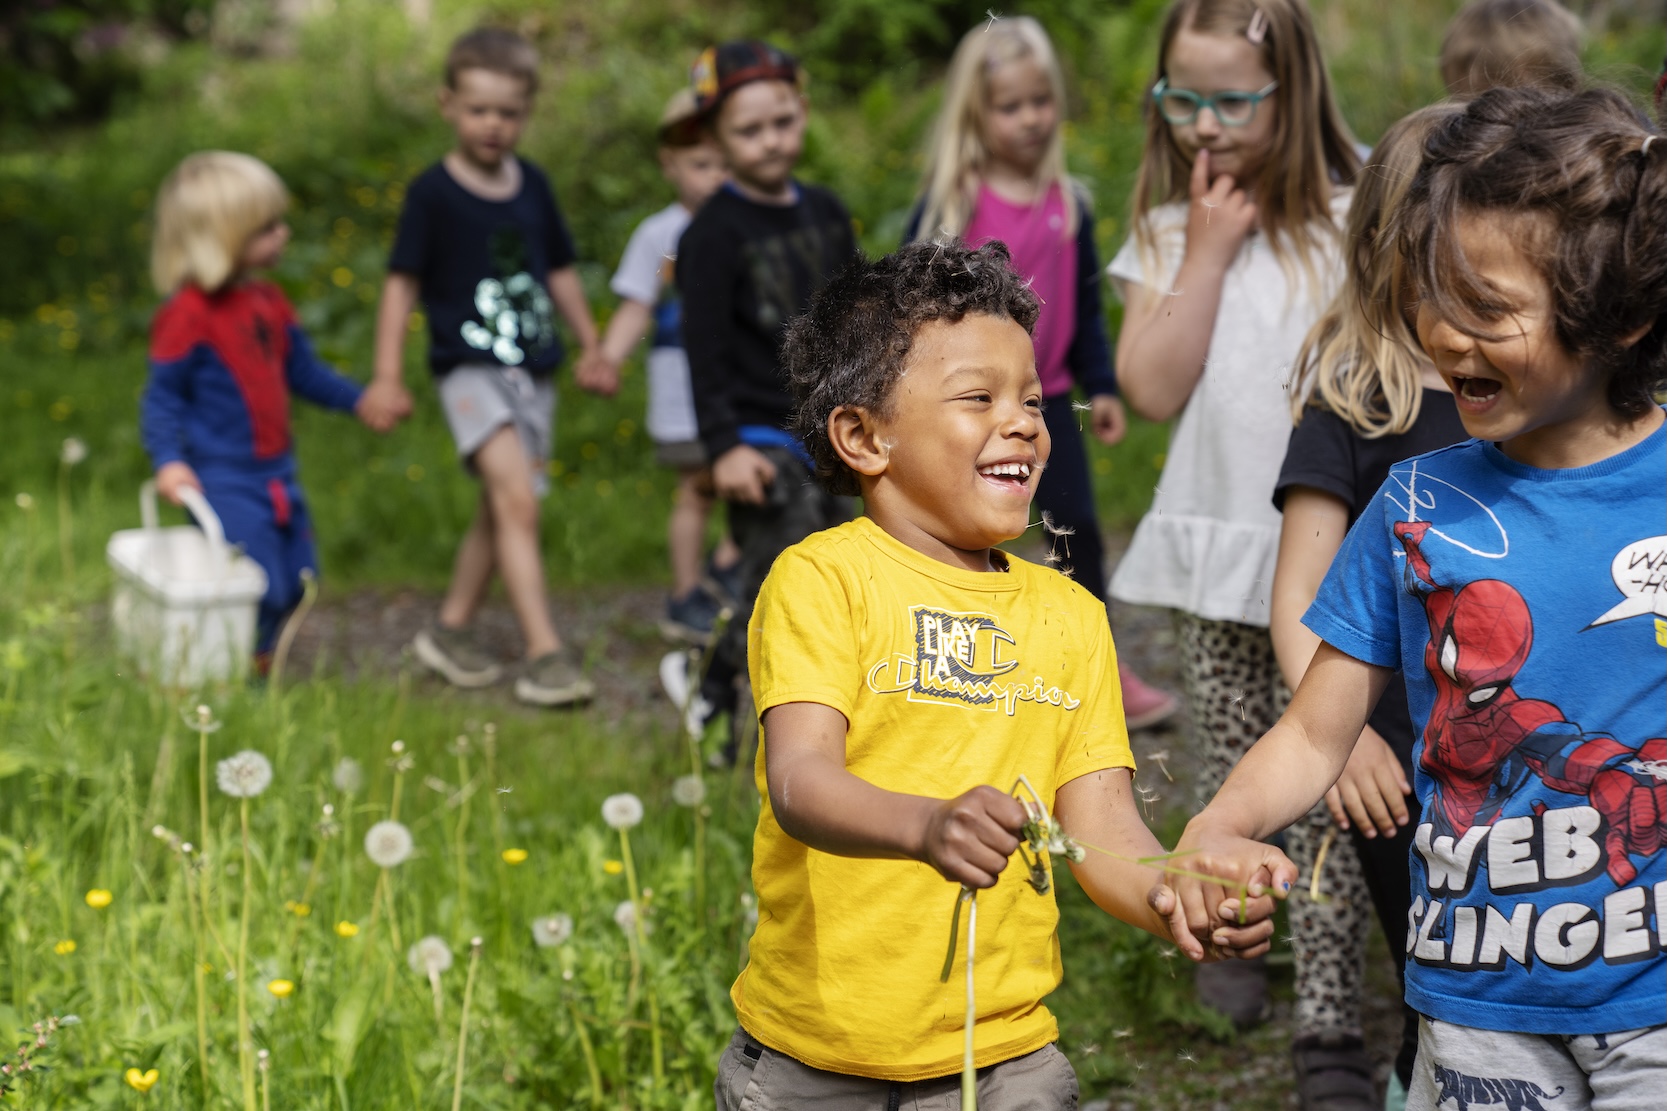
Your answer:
[918,786,1027,889]
[1184,150,1258,271]
[1168,814,1296,955]
[1146,882,1278,961]
[574,348,621,397]
[356,380,413,433]
[1090,394,1127,446]
[713,444,778,505]
[156,461,202,507]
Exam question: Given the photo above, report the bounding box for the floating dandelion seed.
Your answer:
[1071,399,1093,412]
[601,793,644,830]
[496,786,512,794]
[364,820,413,868]
[85,888,112,909]
[1039,511,1075,538]
[1111,1027,1134,1039]
[124,1068,159,1093]
[60,437,87,466]
[671,774,706,808]
[1228,687,1247,722]
[1145,750,1175,782]
[612,900,638,934]
[984,7,1001,31]
[501,848,528,865]
[216,750,273,798]
[267,979,295,999]
[531,914,573,948]
[387,739,414,773]
[1177,1049,1198,1065]
[408,936,453,976]
[331,757,363,794]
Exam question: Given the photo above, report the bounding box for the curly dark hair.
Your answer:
[785,239,1040,496]
[1399,85,1667,418]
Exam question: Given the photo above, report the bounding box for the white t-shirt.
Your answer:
[1106,193,1349,626]
[611,202,696,446]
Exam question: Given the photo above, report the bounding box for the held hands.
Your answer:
[1168,815,1298,960]
[355,380,413,433]
[712,444,778,505]
[1325,725,1412,838]
[1146,881,1278,962]
[918,786,1028,889]
[155,461,202,507]
[1090,394,1127,446]
[574,347,621,397]
[1184,150,1258,271]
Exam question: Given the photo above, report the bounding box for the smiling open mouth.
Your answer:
[978,461,1032,489]
[1453,376,1502,400]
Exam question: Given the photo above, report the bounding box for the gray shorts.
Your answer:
[437,364,555,497]
[655,439,706,470]
[1409,1015,1667,1111]
[714,1028,1078,1110]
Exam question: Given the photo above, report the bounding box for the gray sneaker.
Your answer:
[413,622,503,688]
[515,645,595,707]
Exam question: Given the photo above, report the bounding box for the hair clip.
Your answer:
[1246,8,1269,45]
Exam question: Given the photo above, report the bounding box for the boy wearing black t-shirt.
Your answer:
[372,28,607,707]
[669,41,859,743]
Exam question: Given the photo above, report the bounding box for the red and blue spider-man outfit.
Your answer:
[141,281,363,656]
[1396,520,1667,885]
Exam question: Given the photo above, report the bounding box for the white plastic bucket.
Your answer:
[106,481,268,686]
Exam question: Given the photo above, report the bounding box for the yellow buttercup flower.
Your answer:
[53,939,76,955]
[124,1067,159,1093]
[603,859,624,875]
[501,848,528,865]
[284,900,311,917]
[267,979,295,999]
[85,888,113,909]
[334,920,360,938]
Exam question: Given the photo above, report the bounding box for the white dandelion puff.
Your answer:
[60,437,87,466]
[531,914,573,948]
[613,900,637,934]
[671,775,706,808]
[364,820,413,868]
[216,750,273,798]
[407,935,453,976]
[14,493,33,510]
[332,757,364,794]
[601,793,644,830]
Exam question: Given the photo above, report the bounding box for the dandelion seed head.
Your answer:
[216,750,273,798]
[531,913,573,948]
[601,793,644,830]
[15,493,33,510]
[613,899,637,933]
[408,935,453,976]
[364,820,413,868]
[60,437,87,466]
[332,757,364,794]
[671,775,706,808]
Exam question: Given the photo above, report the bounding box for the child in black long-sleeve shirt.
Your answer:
[671,40,859,742]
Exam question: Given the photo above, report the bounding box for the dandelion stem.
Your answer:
[565,996,604,1107]
[267,570,315,703]
[449,939,481,1111]
[236,797,257,1111]
[1308,824,1337,905]
[963,890,978,1111]
[56,460,74,588]
[429,968,445,1041]
[184,858,210,1102]
[454,744,470,930]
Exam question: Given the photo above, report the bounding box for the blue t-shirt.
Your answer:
[1305,421,1667,1036]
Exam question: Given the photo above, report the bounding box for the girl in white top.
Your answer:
[1106,0,1360,1044]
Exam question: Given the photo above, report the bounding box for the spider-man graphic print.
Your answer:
[1303,428,1667,1035]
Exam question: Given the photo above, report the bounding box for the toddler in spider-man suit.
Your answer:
[142,151,406,667]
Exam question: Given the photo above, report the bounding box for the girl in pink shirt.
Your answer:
[907,15,1178,728]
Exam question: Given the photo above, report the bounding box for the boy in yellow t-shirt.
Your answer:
[716,240,1277,1108]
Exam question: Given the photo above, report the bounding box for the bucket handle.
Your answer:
[140,479,229,558]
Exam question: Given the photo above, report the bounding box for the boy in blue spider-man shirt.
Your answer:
[142,151,407,668]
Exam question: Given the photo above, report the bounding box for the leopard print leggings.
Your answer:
[1177,613,1374,1036]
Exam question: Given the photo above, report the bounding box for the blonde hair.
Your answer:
[1289,103,1462,436]
[1440,0,1582,97]
[1131,0,1360,294]
[151,151,288,294]
[917,16,1078,241]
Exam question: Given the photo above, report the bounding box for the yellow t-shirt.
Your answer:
[735,516,1134,1081]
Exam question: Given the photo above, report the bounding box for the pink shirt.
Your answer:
[962,182,1077,397]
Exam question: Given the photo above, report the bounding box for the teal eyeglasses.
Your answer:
[1151,78,1279,127]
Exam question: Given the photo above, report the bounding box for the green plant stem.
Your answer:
[454,746,470,929]
[565,996,604,1107]
[963,890,977,1111]
[450,940,481,1111]
[237,797,257,1111]
[56,462,73,588]
[185,861,210,1103]
[267,570,316,703]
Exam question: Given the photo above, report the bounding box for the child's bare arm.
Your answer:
[1055,768,1274,961]
[366,273,419,427]
[762,701,1029,889]
[1115,151,1256,422]
[547,266,613,395]
[1171,646,1392,935]
[596,298,653,376]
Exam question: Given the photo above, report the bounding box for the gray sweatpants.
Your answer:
[714,1029,1079,1110]
[1408,1016,1667,1111]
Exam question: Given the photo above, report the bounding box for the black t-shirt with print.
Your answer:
[1273,389,1469,773]
[388,159,577,376]
[676,182,858,459]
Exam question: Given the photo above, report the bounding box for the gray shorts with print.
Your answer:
[437,363,555,497]
[1408,1016,1667,1111]
[714,1028,1078,1111]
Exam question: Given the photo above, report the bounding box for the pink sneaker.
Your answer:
[1119,662,1180,731]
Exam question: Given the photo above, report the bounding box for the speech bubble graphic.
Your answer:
[1586,535,1667,629]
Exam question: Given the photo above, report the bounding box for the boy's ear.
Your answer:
[828,405,888,482]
